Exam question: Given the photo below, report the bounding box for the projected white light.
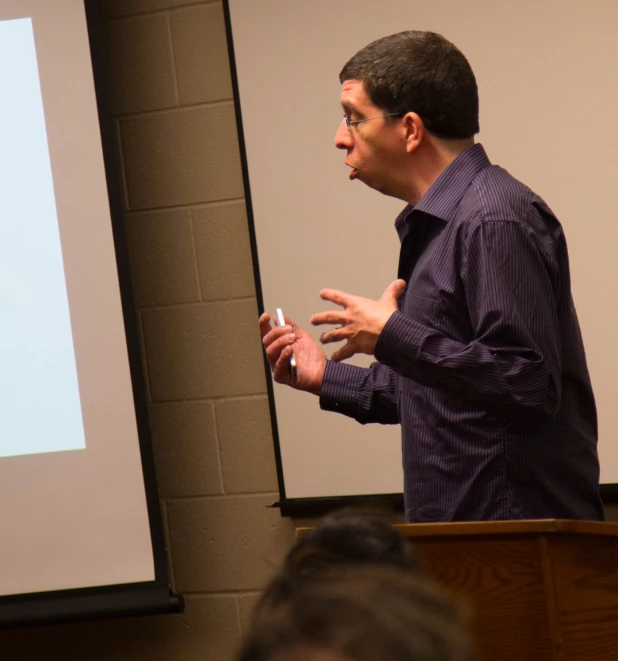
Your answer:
[0,17,85,458]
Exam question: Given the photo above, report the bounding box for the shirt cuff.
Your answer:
[375,311,428,371]
[319,360,366,417]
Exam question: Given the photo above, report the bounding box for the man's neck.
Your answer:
[406,138,475,205]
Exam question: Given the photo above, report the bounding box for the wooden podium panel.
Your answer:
[397,520,618,661]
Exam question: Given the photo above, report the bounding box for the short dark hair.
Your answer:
[237,566,476,661]
[253,509,419,618]
[339,31,479,140]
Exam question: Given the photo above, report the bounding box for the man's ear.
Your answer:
[402,112,424,153]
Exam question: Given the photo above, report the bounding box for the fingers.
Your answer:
[258,312,272,339]
[313,288,356,326]
[382,279,407,302]
[310,310,346,327]
[262,320,293,347]
[264,331,296,369]
[330,341,356,363]
[260,311,296,371]
[319,288,351,307]
[319,326,351,345]
[260,311,296,338]
[273,344,295,382]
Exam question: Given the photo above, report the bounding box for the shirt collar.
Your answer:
[395,143,491,239]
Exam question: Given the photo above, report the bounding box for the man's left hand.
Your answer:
[310,279,407,361]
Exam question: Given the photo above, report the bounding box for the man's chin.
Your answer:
[348,169,387,194]
[354,172,378,191]
[363,178,400,199]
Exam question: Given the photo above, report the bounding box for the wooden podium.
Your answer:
[396,520,618,661]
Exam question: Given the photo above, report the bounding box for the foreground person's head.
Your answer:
[253,509,419,618]
[237,565,475,661]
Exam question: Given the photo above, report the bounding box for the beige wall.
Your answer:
[1,2,617,659]
[0,1,297,659]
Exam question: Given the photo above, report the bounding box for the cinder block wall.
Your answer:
[0,1,297,659]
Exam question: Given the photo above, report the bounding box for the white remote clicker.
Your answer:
[275,308,297,381]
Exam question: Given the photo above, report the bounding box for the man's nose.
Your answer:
[334,120,352,150]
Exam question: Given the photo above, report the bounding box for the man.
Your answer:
[259,31,603,523]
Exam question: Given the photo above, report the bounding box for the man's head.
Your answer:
[335,31,478,202]
[340,31,479,140]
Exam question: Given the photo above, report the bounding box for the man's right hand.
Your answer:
[259,312,327,395]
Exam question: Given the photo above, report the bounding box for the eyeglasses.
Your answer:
[343,113,402,131]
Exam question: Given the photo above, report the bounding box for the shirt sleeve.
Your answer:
[375,219,561,420]
[319,360,399,425]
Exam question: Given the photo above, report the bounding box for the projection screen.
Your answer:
[0,0,179,626]
[226,0,618,512]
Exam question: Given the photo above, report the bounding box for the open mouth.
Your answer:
[348,167,359,180]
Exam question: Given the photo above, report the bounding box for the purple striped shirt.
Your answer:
[320,144,603,523]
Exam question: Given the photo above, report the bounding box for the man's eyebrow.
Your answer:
[341,102,361,117]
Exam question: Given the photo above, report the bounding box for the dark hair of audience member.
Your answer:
[237,565,476,661]
[253,509,420,619]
